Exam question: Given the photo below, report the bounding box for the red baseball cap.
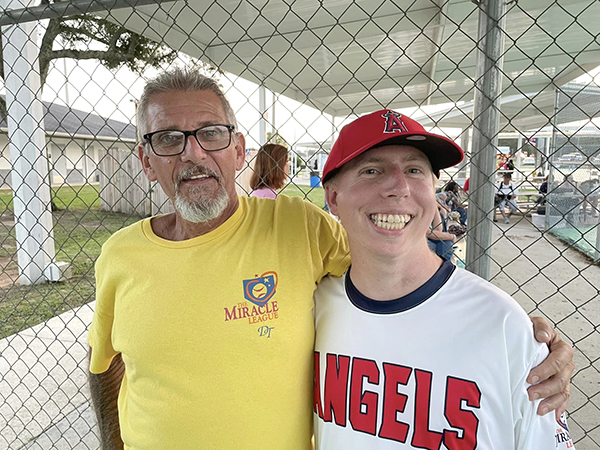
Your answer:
[322,109,464,182]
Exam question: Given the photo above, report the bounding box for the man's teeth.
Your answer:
[370,213,410,230]
[188,174,209,180]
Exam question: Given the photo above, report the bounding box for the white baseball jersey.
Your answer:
[314,261,575,449]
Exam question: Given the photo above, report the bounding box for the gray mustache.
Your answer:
[175,166,221,188]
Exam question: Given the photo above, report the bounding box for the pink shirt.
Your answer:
[250,187,277,199]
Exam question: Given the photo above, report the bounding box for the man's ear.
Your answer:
[324,183,339,216]
[234,133,246,171]
[138,145,157,182]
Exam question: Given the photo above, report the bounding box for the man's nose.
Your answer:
[382,169,410,198]
[181,135,209,162]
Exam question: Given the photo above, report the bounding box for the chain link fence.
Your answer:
[0,0,599,448]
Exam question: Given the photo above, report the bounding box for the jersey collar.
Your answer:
[345,259,456,314]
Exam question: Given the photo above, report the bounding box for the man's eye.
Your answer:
[198,127,223,140]
[363,168,379,175]
[156,132,182,145]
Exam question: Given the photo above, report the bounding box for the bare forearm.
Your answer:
[427,230,456,242]
[89,351,125,450]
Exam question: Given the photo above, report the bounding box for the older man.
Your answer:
[88,67,573,449]
[314,110,575,448]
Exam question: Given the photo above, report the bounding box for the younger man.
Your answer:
[313,110,575,449]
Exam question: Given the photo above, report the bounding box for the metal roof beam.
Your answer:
[0,0,174,26]
[425,0,450,105]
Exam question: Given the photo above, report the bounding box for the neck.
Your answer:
[151,196,240,241]
[349,244,442,301]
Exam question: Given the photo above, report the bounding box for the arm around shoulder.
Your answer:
[527,316,574,419]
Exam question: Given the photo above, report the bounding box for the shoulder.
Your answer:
[244,193,303,216]
[277,195,338,224]
[315,274,346,309]
[447,268,543,358]
[316,273,345,291]
[243,195,340,230]
[96,219,146,275]
[448,268,532,325]
[100,219,145,253]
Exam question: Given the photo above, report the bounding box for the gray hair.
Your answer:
[137,66,237,152]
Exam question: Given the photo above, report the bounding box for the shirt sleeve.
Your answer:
[513,343,575,449]
[303,201,350,283]
[87,244,119,374]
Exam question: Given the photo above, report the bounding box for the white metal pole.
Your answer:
[63,57,70,105]
[595,212,600,263]
[1,0,58,285]
[516,134,523,183]
[544,133,551,175]
[271,92,276,138]
[259,85,266,146]
[455,127,471,182]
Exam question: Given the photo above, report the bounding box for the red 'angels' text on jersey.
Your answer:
[314,354,481,448]
[313,262,575,450]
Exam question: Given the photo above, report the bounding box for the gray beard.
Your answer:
[174,167,230,223]
[175,187,229,223]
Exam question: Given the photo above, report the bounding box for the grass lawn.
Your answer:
[0,184,139,338]
[280,183,326,208]
[0,184,101,212]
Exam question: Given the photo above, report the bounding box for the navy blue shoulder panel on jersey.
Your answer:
[345,259,456,315]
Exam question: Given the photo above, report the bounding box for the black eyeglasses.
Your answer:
[143,124,236,156]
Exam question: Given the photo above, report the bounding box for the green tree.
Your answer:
[266,131,288,146]
[0,0,189,114]
[2,1,178,86]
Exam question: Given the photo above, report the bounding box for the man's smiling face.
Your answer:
[325,145,438,260]
[138,89,245,224]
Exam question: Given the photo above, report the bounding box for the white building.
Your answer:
[0,98,136,188]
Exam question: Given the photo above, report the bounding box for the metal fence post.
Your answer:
[466,0,506,280]
[259,84,267,146]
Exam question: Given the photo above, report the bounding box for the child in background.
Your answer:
[496,172,519,224]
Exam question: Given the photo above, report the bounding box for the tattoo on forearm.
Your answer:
[89,353,125,450]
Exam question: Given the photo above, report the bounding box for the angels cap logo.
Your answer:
[243,271,278,306]
[382,110,409,134]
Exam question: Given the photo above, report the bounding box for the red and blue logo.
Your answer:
[243,272,278,306]
[557,412,569,432]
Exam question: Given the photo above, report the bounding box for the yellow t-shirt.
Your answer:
[88,195,350,449]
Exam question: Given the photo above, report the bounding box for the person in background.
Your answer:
[499,155,515,173]
[579,177,600,220]
[496,172,519,224]
[443,180,467,225]
[535,175,549,206]
[507,158,516,172]
[249,143,290,199]
[463,176,470,193]
[427,192,456,261]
